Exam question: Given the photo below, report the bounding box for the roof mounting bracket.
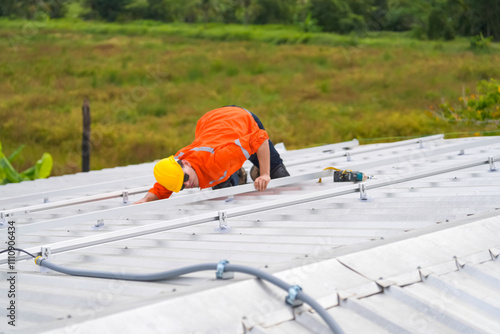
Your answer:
[489,156,497,171]
[122,191,129,204]
[286,285,304,307]
[346,151,351,161]
[92,219,105,230]
[215,211,231,232]
[489,248,500,259]
[359,184,368,200]
[216,260,234,280]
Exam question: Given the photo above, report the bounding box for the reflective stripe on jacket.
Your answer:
[150,106,269,199]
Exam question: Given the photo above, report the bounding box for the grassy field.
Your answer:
[1,19,499,176]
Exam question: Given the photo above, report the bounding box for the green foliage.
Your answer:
[309,0,353,33]
[381,0,430,32]
[299,13,321,33]
[431,79,500,125]
[47,0,69,19]
[427,7,455,40]
[143,0,199,22]
[82,0,132,21]
[2,0,500,40]
[469,32,493,50]
[251,0,296,24]
[0,140,53,185]
[458,0,500,41]
[0,0,68,19]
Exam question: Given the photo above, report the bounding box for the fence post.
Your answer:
[82,99,91,172]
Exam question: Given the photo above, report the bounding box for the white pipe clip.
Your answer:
[216,259,234,280]
[286,285,304,307]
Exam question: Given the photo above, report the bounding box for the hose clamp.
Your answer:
[216,260,234,280]
[286,285,303,307]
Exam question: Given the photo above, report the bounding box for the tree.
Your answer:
[47,0,69,19]
[462,0,500,41]
[82,0,132,21]
[241,0,251,25]
[0,0,23,18]
[146,0,171,21]
[309,0,364,34]
[201,0,211,23]
[210,0,241,24]
[0,0,68,19]
[427,6,455,40]
[251,0,296,24]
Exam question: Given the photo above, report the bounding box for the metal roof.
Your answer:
[1,134,500,333]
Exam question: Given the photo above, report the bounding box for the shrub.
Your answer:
[82,0,132,21]
[430,79,500,125]
[470,32,493,50]
[0,140,53,184]
[0,0,68,19]
[309,0,354,33]
[427,8,455,41]
[251,0,296,25]
[299,13,321,33]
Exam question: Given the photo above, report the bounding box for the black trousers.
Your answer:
[224,106,285,187]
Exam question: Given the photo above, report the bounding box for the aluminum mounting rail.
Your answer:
[1,154,497,265]
[278,138,359,158]
[285,134,445,167]
[0,173,155,207]
[0,186,150,218]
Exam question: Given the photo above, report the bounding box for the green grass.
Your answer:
[1,19,499,176]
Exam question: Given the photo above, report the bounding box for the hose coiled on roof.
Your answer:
[36,257,344,334]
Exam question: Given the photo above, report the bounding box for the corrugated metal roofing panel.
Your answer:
[1,135,500,333]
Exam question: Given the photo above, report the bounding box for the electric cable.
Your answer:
[35,258,344,334]
[0,248,37,258]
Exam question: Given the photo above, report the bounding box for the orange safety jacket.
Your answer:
[149,106,269,199]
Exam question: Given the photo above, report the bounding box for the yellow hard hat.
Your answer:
[153,156,184,192]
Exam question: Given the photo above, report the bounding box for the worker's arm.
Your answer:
[134,182,173,204]
[133,191,159,204]
[254,139,271,191]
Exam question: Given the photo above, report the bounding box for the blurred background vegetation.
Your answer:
[0,0,499,177]
[2,0,499,40]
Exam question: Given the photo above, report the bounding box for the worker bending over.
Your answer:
[135,106,289,203]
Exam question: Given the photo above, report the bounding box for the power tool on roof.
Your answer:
[319,167,370,183]
[333,170,368,182]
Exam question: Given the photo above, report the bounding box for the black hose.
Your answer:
[0,248,36,258]
[36,258,344,333]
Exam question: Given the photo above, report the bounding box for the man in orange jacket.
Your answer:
[135,106,289,203]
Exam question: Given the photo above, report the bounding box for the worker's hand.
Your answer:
[133,192,159,204]
[133,198,148,205]
[254,174,271,192]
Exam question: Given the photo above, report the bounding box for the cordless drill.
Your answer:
[333,170,368,182]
